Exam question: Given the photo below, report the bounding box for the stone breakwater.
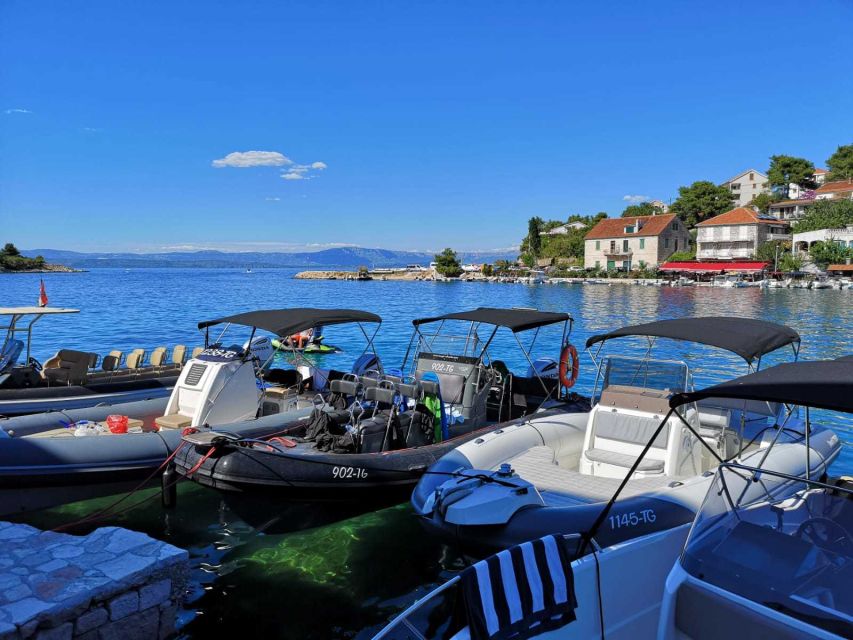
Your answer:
[0,522,188,640]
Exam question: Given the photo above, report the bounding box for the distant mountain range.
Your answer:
[24,247,518,269]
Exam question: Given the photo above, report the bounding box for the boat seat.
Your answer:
[107,350,124,367]
[509,446,675,504]
[88,353,100,369]
[329,378,360,397]
[155,414,193,429]
[43,350,92,386]
[101,355,120,372]
[125,352,143,370]
[191,346,204,359]
[171,345,186,365]
[130,349,146,366]
[149,348,167,367]
[398,382,421,400]
[584,448,665,472]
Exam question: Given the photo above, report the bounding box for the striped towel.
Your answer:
[454,535,578,640]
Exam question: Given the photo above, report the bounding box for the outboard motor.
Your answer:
[352,352,382,377]
[527,357,559,379]
[244,335,275,369]
[154,344,261,430]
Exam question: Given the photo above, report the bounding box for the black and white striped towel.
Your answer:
[454,534,578,640]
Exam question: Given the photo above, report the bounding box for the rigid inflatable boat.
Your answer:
[173,307,592,501]
[374,359,849,640]
[0,307,185,416]
[412,317,841,554]
[0,308,383,514]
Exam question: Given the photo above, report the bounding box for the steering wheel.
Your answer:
[28,356,43,372]
[795,517,853,555]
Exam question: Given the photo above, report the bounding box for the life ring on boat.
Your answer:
[559,342,579,389]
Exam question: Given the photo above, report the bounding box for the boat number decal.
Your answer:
[431,362,456,374]
[332,466,368,480]
[608,509,656,529]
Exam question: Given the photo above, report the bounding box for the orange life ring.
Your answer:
[559,342,579,389]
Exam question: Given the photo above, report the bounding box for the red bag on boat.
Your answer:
[106,414,129,434]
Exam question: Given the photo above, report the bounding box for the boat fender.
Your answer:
[559,342,579,389]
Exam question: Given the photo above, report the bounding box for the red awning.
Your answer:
[660,261,769,273]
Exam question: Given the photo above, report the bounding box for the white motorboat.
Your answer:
[712,274,746,288]
[374,358,847,640]
[411,317,823,555]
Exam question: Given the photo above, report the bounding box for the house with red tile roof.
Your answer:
[696,207,790,260]
[583,213,690,270]
[814,179,853,201]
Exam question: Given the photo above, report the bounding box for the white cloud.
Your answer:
[4,108,32,115]
[265,197,281,201]
[82,127,102,133]
[212,151,292,168]
[311,161,327,170]
[282,171,306,180]
[622,194,650,203]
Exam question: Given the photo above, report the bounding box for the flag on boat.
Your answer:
[38,279,48,308]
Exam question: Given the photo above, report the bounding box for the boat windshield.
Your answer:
[680,463,853,636]
[596,355,690,401]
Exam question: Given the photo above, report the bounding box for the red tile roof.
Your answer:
[814,168,828,175]
[815,180,853,194]
[827,264,853,272]
[696,207,789,227]
[585,213,680,240]
[769,199,815,208]
[660,261,769,273]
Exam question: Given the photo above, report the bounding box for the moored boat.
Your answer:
[172,307,591,501]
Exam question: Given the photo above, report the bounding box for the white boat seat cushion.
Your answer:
[584,448,664,472]
[593,410,669,448]
[509,446,674,505]
[155,414,192,429]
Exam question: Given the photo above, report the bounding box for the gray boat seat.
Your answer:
[107,350,124,367]
[509,446,674,505]
[102,354,120,372]
[329,378,360,397]
[364,386,396,406]
[420,380,440,397]
[398,382,421,400]
[155,414,192,429]
[584,448,665,472]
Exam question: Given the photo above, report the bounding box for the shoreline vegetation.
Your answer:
[0,242,81,274]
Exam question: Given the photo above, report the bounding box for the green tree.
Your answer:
[620,202,661,218]
[433,248,463,278]
[481,263,494,277]
[666,249,696,262]
[767,155,816,197]
[2,243,20,256]
[826,143,853,181]
[754,239,790,266]
[792,199,853,233]
[670,181,735,227]
[779,252,803,273]
[809,241,853,269]
[494,259,513,273]
[749,192,782,214]
[525,217,543,257]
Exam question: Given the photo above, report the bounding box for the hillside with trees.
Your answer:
[0,243,70,272]
[519,213,607,266]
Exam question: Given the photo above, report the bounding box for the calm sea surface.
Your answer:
[3,268,852,638]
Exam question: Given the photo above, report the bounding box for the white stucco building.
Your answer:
[721,169,770,207]
[792,225,853,254]
[584,214,690,270]
[695,207,790,260]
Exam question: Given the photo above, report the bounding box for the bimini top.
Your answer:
[670,359,853,414]
[837,355,853,362]
[412,307,572,333]
[0,307,80,316]
[198,308,381,336]
[585,317,799,363]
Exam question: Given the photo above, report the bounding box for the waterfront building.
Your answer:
[792,224,853,254]
[583,213,690,270]
[695,207,790,260]
[721,169,770,207]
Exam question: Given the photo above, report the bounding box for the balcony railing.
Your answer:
[604,249,633,257]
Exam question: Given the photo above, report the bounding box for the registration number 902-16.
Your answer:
[332,466,368,480]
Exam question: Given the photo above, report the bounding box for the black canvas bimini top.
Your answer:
[199,308,381,336]
[670,360,853,414]
[585,317,799,363]
[412,307,572,333]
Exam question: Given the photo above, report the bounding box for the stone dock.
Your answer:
[0,522,188,640]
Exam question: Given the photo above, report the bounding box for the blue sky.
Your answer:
[2,0,852,253]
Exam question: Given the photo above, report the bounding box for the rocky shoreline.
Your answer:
[0,264,83,274]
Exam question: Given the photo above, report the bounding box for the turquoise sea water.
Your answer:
[3,268,852,638]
